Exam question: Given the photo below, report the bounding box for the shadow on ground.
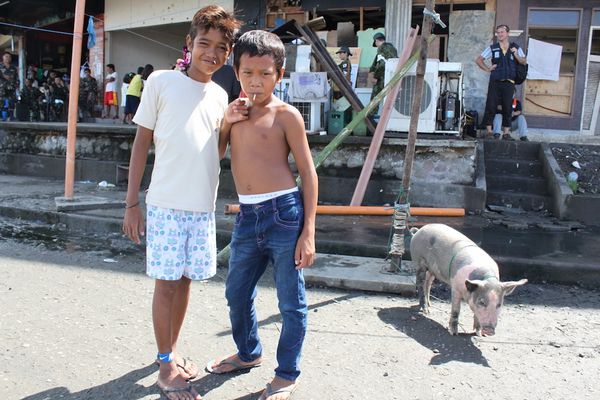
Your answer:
[378,306,490,367]
[21,364,157,400]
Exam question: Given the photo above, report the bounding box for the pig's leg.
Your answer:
[424,271,435,310]
[416,261,428,313]
[448,293,461,335]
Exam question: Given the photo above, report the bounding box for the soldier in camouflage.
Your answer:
[332,46,352,100]
[369,33,398,116]
[79,67,98,119]
[0,52,19,119]
[20,78,43,121]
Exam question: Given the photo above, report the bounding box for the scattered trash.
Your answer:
[103,258,118,263]
[566,172,578,192]
[98,181,116,188]
[571,161,581,169]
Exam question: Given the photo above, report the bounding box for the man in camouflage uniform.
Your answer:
[20,78,43,121]
[369,33,398,116]
[0,52,18,119]
[332,46,352,100]
[79,67,98,119]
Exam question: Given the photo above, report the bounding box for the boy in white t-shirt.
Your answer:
[122,5,241,400]
[103,63,118,119]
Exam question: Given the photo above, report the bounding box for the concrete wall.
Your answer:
[0,123,140,162]
[107,24,189,88]
[105,0,234,31]
[448,10,496,122]
[0,123,483,210]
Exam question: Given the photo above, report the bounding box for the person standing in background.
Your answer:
[476,24,527,140]
[103,63,119,119]
[368,33,397,117]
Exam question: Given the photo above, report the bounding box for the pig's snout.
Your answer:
[481,325,496,336]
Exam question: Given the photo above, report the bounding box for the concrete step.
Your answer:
[487,190,552,211]
[485,158,543,177]
[486,174,548,195]
[484,140,541,160]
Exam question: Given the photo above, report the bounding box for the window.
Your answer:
[593,10,600,26]
[528,10,580,27]
[525,9,581,117]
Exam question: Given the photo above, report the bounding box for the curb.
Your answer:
[1,205,599,287]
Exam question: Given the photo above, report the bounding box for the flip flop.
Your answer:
[258,382,298,400]
[205,357,262,374]
[157,381,201,400]
[154,357,199,380]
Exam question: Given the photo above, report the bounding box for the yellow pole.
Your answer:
[64,0,86,199]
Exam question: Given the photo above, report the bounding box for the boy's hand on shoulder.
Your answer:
[224,99,249,125]
[294,231,315,269]
[122,206,145,245]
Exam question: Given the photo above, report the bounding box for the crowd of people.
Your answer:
[0,55,154,124]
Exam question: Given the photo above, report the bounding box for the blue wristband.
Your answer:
[157,351,173,363]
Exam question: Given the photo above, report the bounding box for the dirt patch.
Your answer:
[551,143,600,195]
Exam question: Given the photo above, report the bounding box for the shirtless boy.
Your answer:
[207,30,318,400]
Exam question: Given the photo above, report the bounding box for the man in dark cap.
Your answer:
[336,46,352,83]
[331,46,353,100]
[369,32,398,116]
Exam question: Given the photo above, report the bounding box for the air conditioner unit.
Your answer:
[290,102,325,133]
[384,59,440,133]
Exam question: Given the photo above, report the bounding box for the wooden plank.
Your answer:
[525,75,574,96]
[360,7,364,31]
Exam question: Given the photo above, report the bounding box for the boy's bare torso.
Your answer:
[230,98,297,195]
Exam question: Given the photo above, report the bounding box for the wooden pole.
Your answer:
[350,27,419,206]
[388,0,436,272]
[216,49,423,267]
[400,0,435,205]
[64,0,86,199]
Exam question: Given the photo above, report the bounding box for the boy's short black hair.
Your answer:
[496,24,510,32]
[137,66,144,74]
[106,63,115,70]
[2,51,12,57]
[189,5,242,48]
[141,64,154,80]
[233,30,285,77]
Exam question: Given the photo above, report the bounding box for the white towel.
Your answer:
[527,38,562,81]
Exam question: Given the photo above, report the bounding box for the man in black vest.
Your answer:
[476,24,527,140]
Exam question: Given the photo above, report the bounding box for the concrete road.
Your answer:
[1,231,599,399]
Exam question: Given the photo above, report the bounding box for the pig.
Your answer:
[410,223,527,336]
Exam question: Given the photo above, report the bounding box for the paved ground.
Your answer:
[1,237,599,400]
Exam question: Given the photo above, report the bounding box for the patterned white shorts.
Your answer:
[146,204,217,281]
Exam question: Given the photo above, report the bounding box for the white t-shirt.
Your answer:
[120,83,128,107]
[105,71,117,92]
[481,46,525,59]
[133,70,228,212]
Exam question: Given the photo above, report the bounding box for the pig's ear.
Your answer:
[501,279,528,296]
[465,279,481,292]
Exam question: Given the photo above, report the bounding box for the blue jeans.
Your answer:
[493,113,528,138]
[226,191,307,381]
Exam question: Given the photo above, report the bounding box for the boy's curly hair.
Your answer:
[189,5,242,47]
[233,30,285,77]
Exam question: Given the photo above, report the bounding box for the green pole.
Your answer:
[217,45,425,266]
